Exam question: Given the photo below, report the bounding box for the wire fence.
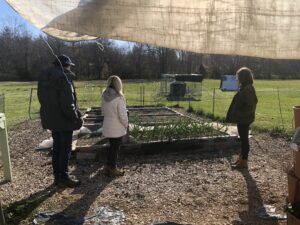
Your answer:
[1,81,299,134]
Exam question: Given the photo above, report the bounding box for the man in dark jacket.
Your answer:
[38,55,82,188]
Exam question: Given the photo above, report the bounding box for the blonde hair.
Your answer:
[236,67,254,86]
[106,75,124,96]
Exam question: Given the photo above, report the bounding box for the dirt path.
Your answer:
[0,120,291,225]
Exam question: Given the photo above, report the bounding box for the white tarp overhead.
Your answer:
[5,0,300,59]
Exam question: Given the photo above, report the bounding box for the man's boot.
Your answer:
[53,174,60,186]
[56,175,81,188]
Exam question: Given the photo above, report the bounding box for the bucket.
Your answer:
[288,212,300,225]
[294,150,300,178]
[293,106,300,129]
[288,172,300,203]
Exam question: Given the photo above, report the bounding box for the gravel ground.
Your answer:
[0,119,292,225]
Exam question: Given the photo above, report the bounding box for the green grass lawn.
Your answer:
[1,79,300,134]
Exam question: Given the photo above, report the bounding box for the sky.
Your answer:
[0,0,42,36]
[0,0,132,47]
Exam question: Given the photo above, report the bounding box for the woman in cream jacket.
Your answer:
[101,75,128,177]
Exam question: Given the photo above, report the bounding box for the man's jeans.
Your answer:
[51,131,73,178]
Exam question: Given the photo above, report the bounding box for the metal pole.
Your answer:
[200,82,202,100]
[0,113,12,182]
[140,86,142,106]
[188,87,191,110]
[212,88,215,117]
[3,94,5,114]
[277,88,285,130]
[143,85,145,106]
[100,87,103,107]
[0,95,3,113]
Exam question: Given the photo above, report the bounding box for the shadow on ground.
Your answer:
[3,184,56,225]
[232,169,281,225]
[44,167,114,225]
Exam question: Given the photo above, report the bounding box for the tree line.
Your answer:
[1,24,300,81]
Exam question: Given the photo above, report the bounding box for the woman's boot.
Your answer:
[108,168,124,177]
[104,166,124,177]
[232,159,248,169]
[231,154,242,166]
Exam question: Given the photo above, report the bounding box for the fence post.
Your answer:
[199,82,202,101]
[212,88,216,117]
[0,201,5,225]
[2,94,4,114]
[140,86,142,106]
[188,87,191,110]
[0,94,4,113]
[0,113,12,182]
[143,85,145,106]
[277,88,285,130]
[28,88,33,120]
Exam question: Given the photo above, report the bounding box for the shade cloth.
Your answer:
[6,0,300,59]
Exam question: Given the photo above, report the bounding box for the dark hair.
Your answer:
[236,67,254,86]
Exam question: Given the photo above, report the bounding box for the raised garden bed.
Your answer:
[76,106,239,160]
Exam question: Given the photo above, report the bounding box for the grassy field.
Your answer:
[1,79,300,134]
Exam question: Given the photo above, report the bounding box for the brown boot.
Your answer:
[104,166,124,177]
[103,166,110,176]
[232,160,248,169]
[231,154,242,166]
[109,168,125,177]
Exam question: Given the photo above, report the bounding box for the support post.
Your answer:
[0,201,5,225]
[0,113,12,182]
[28,88,33,120]
[212,88,216,117]
[143,85,145,106]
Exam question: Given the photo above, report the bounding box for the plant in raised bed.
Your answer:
[129,117,227,142]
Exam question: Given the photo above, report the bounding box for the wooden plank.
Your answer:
[76,145,108,160]
[0,201,5,225]
[0,113,12,182]
[132,113,180,117]
[75,135,239,160]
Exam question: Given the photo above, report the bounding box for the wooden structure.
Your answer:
[287,107,300,224]
[0,201,5,225]
[0,113,12,182]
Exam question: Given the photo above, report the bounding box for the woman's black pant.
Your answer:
[107,137,122,168]
[237,124,250,160]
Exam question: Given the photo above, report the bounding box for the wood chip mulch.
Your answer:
[0,119,291,225]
